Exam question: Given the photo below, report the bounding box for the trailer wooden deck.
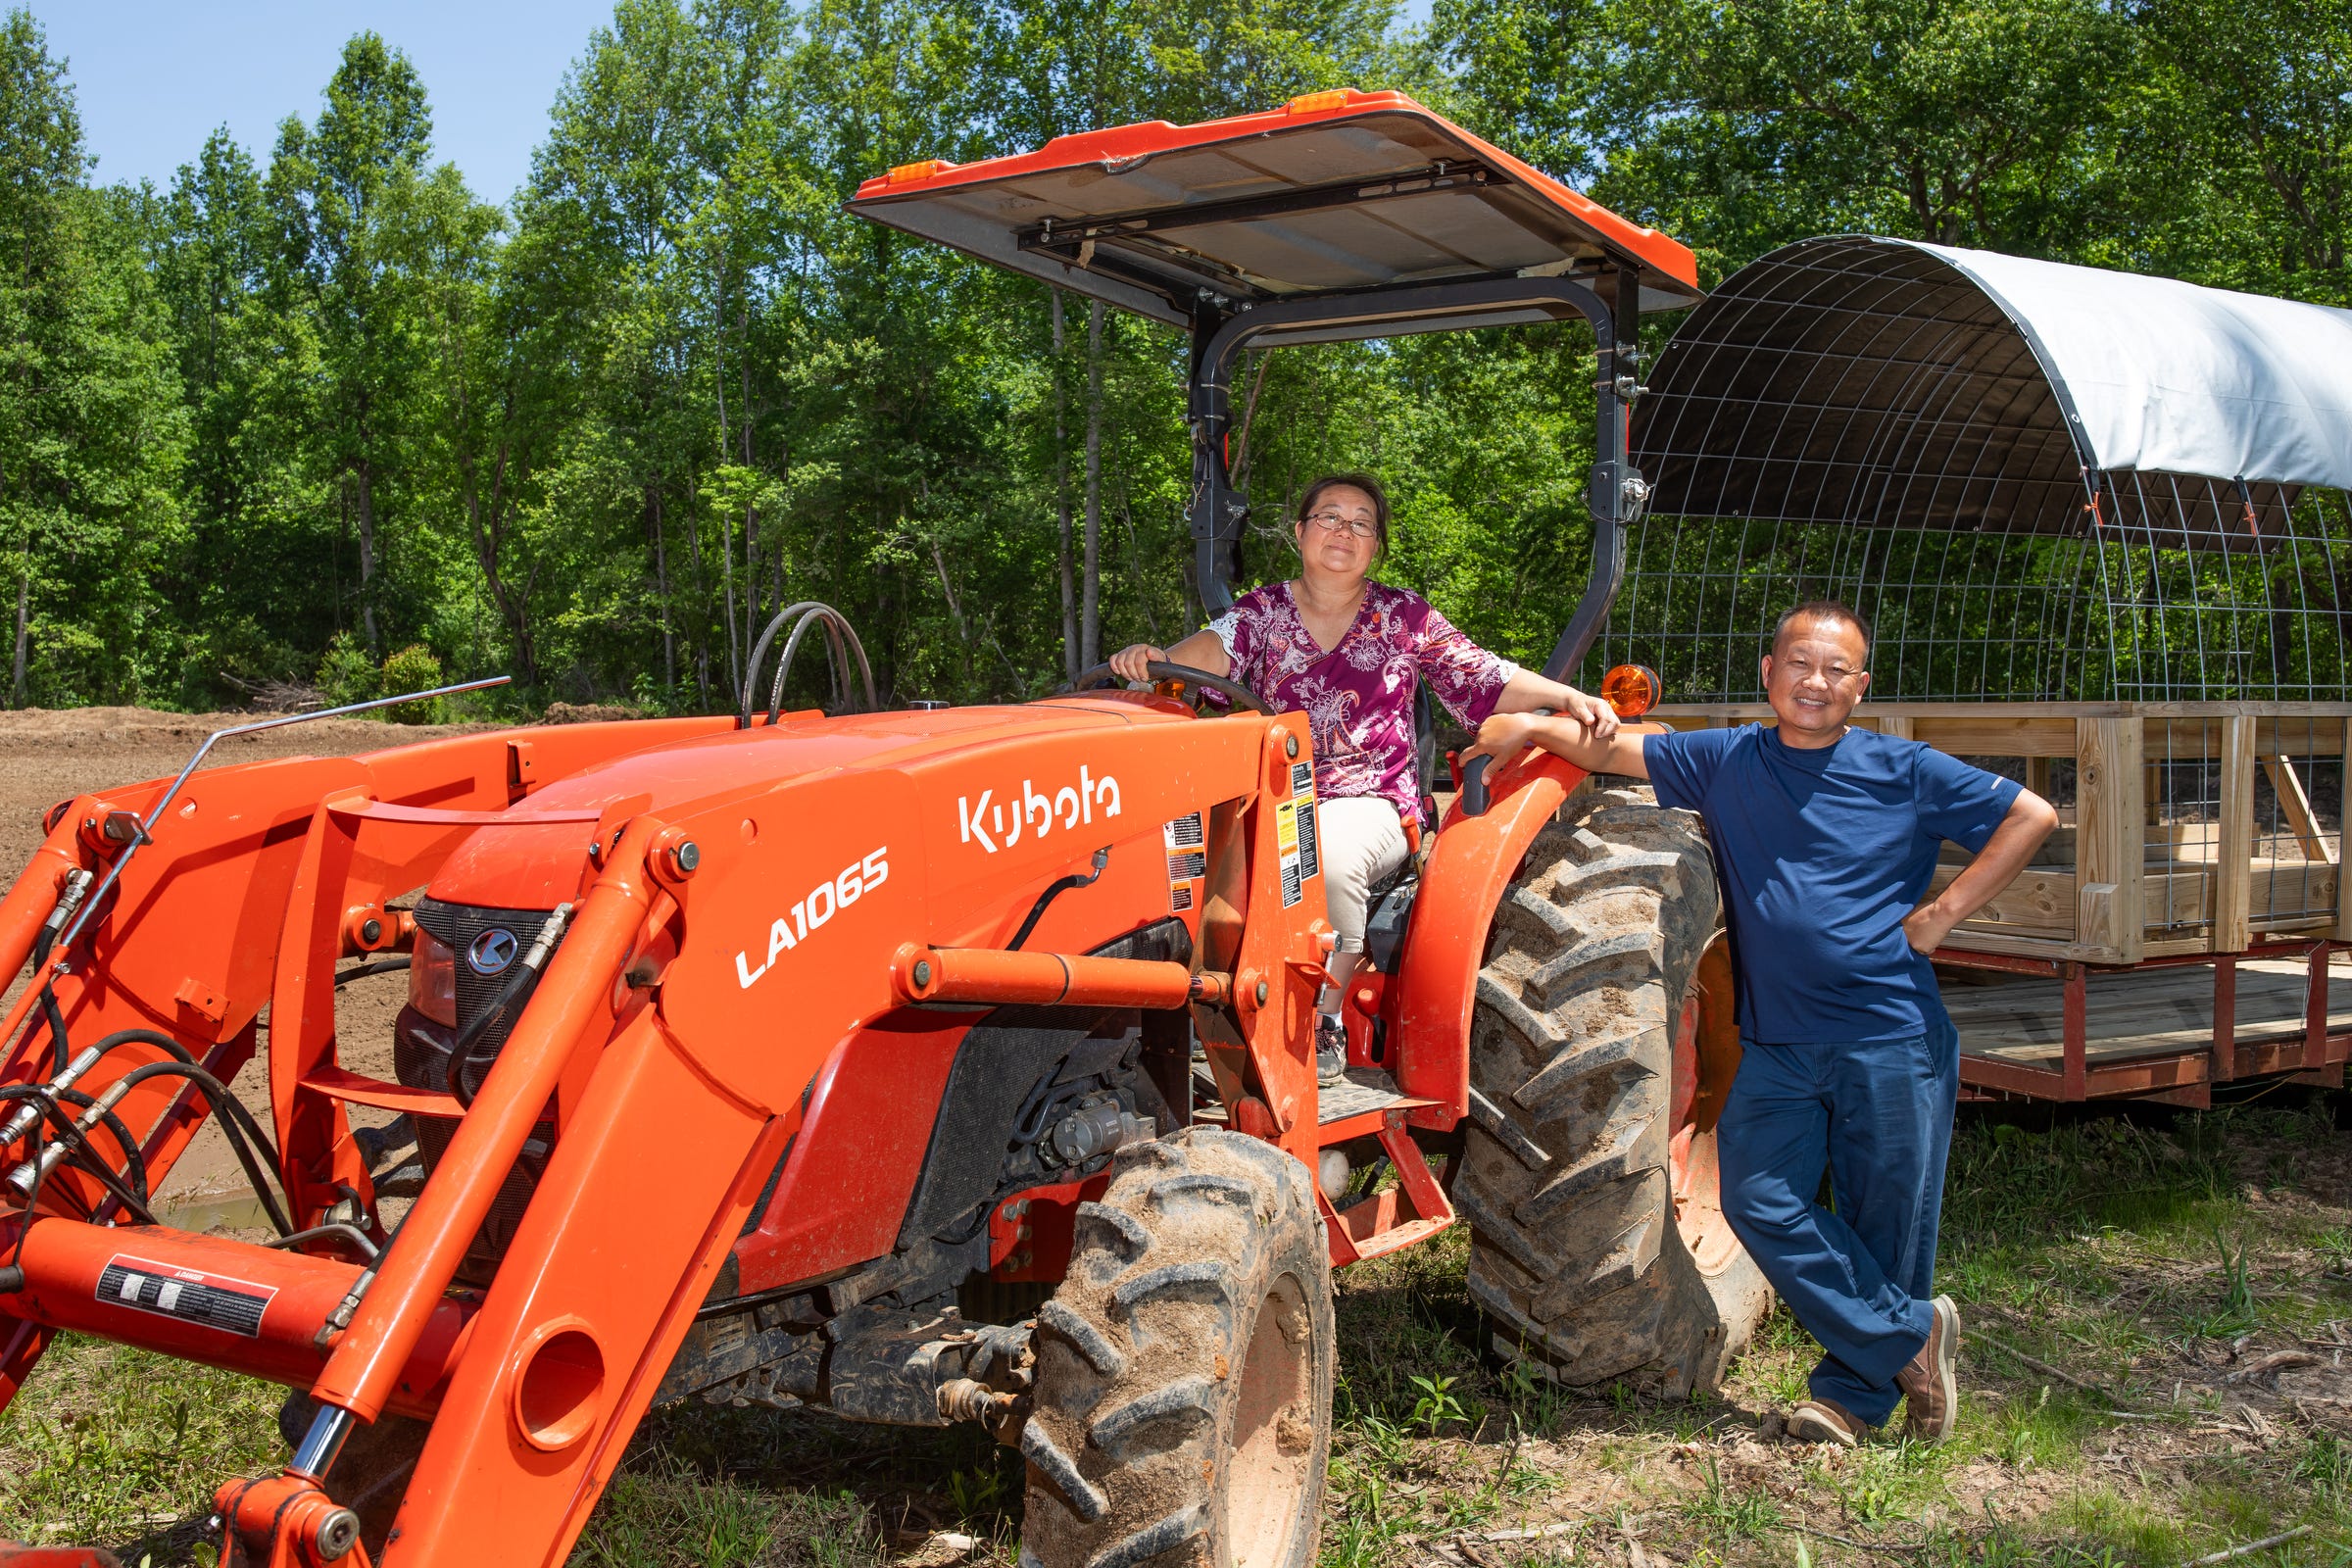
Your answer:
[1944,952,2352,1084]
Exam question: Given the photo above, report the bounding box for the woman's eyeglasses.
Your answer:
[1304,511,1378,538]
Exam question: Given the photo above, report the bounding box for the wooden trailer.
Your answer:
[1610,236,2352,1106]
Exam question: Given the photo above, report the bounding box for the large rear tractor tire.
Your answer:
[1020,1128,1332,1568]
[1458,781,1772,1396]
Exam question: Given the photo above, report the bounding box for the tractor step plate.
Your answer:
[1319,1068,1431,1126]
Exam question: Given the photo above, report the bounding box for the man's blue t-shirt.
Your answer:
[1642,724,2021,1045]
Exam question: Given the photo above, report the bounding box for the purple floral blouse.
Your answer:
[1206,581,1518,825]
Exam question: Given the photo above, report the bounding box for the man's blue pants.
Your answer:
[1716,1018,1959,1425]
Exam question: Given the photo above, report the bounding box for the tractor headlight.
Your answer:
[410,929,457,1026]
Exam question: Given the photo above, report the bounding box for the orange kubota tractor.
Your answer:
[0,91,1767,1568]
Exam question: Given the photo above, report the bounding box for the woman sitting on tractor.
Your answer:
[1110,472,1618,1085]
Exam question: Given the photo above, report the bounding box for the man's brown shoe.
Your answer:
[1897,1295,1960,1443]
[1785,1397,1867,1447]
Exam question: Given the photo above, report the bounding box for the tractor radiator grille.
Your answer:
[396,898,570,1287]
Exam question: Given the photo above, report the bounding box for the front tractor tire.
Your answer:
[1458,782,1772,1396]
[1021,1128,1332,1568]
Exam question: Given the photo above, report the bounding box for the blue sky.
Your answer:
[29,0,1437,208]
[27,0,621,205]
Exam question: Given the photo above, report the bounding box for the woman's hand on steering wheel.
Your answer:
[1108,643,1164,685]
[1072,654,1270,714]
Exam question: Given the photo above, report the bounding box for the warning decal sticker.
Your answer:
[98,1256,275,1339]
[1291,760,1313,797]
[1162,811,1206,913]
[1277,800,1303,906]
[1296,799,1320,881]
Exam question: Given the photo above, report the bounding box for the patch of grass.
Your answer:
[1682,1456,1780,1543]
[0,1334,282,1563]
[2044,1486,2194,1564]
[569,1457,880,1568]
[11,1099,2352,1566]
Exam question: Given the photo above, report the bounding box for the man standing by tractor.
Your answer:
[1465,602,2057,1446]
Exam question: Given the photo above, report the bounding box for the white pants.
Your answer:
[1318,797,1409,953]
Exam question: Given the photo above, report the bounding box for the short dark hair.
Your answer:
[1773,600,1873,662]
[1296,473,1391,552]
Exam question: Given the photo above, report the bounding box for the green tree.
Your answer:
[1438,0,2131,269]
[0,11,185,706]
[2130,0,2352,301]
[269,32,437,655]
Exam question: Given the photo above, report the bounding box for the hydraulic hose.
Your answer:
[333,956,412,987]
[24,920,69,1077]
[0,1027,195,1157]
[0,1086,157,1226]
[1006,848,1110,952]
[0,1085,147,1207]
[449,905,572,1108]
[14,1059,292,1238]
[740,602,878,726]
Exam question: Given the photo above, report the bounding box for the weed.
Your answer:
[2311,1225,2352,1276]
[1684,1457,1780,1542]
[1405,1373,1466,1437]
[1346,1409,1407,1472]
[2300,1431,2352,1496]
[2180,1225,2262,1339]
[945,1463,1005,1523]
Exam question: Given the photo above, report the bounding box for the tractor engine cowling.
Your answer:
[396,897,567,1286]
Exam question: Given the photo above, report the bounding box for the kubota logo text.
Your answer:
[957,767,1120,854]
[735,846,888,989]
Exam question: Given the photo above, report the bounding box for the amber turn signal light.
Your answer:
[1600,663,1661,718]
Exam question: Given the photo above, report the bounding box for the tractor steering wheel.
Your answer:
[1066,660,1272,716]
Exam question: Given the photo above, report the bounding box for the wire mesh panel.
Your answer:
[2146,720,2225,941]
[1615,234,2352,963]
[2247,718,2344,935]
[1612,235,2352,705]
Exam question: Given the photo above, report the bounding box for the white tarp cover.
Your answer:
[1914,240,2352,490]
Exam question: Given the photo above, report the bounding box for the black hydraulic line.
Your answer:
[741,602,878,727]
[0,1087,157,1224]
[333,956,412,987]
[447,962,545,1109]
[266,1223,381,1262]
[1006,848,1110,953]
[94,1061,292,1238]
[83,1027,195,1066]
[26,925,66,1077]
[449,906,570,1108]
[0,1085,148,1207]
[55,1131,157,1226]
[34,985,66,1079]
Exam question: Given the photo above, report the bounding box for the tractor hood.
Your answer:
[425,702,1175,911]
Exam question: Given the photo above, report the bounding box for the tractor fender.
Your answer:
[1389,752,1589,1125]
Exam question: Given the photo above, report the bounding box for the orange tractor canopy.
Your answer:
[0,93,1755,1568]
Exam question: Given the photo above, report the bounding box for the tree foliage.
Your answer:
[0,0,2340,712]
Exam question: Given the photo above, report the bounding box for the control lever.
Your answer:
[1460,755,1493,817]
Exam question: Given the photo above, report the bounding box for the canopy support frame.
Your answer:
[1185,266,1644,682]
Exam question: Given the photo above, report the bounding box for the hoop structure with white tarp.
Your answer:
[1612,234,2352,1100]
[1613,233,2352,706]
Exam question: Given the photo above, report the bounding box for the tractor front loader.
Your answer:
[0,92,1768,1568]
